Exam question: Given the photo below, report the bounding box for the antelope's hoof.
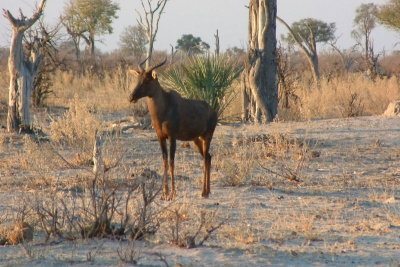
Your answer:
[201,191,210,198]
[168,190,176,201]
[161,192,169,201]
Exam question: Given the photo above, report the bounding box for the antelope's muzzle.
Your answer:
[129,93,138,103]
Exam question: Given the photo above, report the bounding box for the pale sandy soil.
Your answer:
[0,115,400,266]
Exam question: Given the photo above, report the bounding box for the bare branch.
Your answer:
[3,9,17,27]
[152,0,167,40]
[3,0,46,30]
[136,0,169,67]
[277,16,312,58]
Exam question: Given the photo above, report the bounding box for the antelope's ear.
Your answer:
[151,71,158,80]
[128,69,140,76]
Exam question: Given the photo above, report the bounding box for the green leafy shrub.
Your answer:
[164,55,242,118]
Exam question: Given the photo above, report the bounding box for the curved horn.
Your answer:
[138,56,149,71]
[148,56,168,73]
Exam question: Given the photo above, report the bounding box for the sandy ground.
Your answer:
[0,115,400,266]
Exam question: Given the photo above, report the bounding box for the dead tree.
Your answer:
[242,0,278,123]
[26,21,63,107]
[277,17,320,82]
[214,29,220,56]
[128,58,217,200]
[3,0,46,132]
[276,44,299,109]
[60,17,84,63]
[329,39,357,73]
[136,0,168,68]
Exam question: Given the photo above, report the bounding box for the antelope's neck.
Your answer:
[146,84,168,123]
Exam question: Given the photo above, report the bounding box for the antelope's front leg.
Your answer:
[159,138,169,200]
[168,137,177,200]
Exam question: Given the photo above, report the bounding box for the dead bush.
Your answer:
[222,133,311,186]
[340,92,364,117]
[6,222,34,245]
[0,197,35,245]
[217,144,256,187]
[21,134,163,242]
[255,133,312,184]
[49,95,102,161]
[162,204,227,248]
[117,241,140,264]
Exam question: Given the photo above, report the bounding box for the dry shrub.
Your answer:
[223,133,311,186]
[220,220,259,246]
[31,163,162,240]
[22,135,66,172]
[0,222,34,245]
[256,133,310,184]
[5,222,34,245]
[67,167,160,240]
[117,241,140,264]
[298,74,400,119]
[49,95,102,155]
[0,196,35,245]
[217,142,256,186]
[25,133,161,241]
[162,204,226,248]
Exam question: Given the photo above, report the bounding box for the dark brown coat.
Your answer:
[129,60,217,199]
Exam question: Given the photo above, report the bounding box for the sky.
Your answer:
[0,0,398,54]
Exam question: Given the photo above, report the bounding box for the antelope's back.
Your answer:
[175,95,217,141]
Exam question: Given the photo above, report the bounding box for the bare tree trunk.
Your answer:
[329,42,356,72]
[306,53,320,82]
[3,0,46,132]
[242,0,278,123]
[146,36,155,69]
[364,30,370,65]
[62,21,82,62]
[241,74,249,121]
[214,29,220,56]
[89,34,95,58]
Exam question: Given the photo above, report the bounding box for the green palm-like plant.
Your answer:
[163,55,242,119]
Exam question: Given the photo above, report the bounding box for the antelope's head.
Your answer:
[128,57,167,103]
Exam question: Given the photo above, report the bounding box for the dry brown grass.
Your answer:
[215,72,400,122]
[0,70,9,124]
[297,74,400,119]
[46,69,133,113]
[1,64,399,127]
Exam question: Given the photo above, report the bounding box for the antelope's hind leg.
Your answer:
[203,138,212,197]
[194,137,211,198]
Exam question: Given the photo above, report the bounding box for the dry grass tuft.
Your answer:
[268,211,322,244]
